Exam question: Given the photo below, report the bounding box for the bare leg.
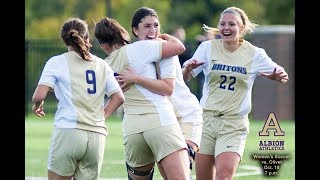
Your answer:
[157,162,167,180]
[158,148,190,179]
[215,152,240,180]
[195,153,215,180]
[48,170,73,180]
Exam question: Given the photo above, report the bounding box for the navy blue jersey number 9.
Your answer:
[86,70,96,94]
[219,75,236,91]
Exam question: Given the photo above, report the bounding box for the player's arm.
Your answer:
[104,91,125,119]
[255,48,289,84]
[159,33,186,59]
[182,59,204,82]
[32,84,50,117]
[260,67,289,83]
[116,66,174,96]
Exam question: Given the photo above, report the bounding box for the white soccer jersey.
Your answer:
[185,39,284,117]
[38,51,122,135]
[159,55,203,125]
[105,40,177,135]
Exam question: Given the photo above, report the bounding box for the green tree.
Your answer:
[262,0,295,24]
[166,0,272,40]
[25,0,106,39]
[25,0,294,39]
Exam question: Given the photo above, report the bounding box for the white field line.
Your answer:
[235,164,263,177]
[25,164,262,180]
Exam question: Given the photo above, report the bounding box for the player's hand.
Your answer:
[260,68,289,83]
[116,67,137,92]
[158,34,171,41]
[32,101,46,117]
[184,59,205,71]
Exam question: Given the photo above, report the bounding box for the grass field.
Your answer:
[25,114,295,180]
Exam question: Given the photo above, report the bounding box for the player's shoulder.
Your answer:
[91,53,105,62]
[50,53,65,60]
[242,40,260,50]
[197,39,215,50]
[204,39,217,45]
[45,53,66,66]
[130,40,160,49]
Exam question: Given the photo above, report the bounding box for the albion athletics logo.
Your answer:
[252,112,290,176]
[259,112,285,136]
[258,112,285,150]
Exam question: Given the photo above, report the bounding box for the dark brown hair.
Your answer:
[94,17,130,48]
[60,17,93,61]
[131,7,159,38]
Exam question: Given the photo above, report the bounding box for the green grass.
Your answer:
[25,114,295,179]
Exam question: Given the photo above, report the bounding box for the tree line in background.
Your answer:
[25,0,295,115]
[25,0,294,41]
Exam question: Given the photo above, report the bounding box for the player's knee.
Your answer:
[126,162,154,180]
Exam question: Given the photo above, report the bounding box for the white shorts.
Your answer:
[48,127,106,179]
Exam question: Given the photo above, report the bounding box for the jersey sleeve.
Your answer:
[183,40,211,77]
[158,56,177,79]
[252,47,285,75]
[104,62,122,97]
[127,40,162,64]
[38,55,65,89]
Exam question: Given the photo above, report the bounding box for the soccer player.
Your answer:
[32,17,124,180]
[94,16,190,179]
[182,6,289,180]
[116,7,203,179]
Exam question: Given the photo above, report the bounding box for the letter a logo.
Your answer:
[259,113,285,136]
